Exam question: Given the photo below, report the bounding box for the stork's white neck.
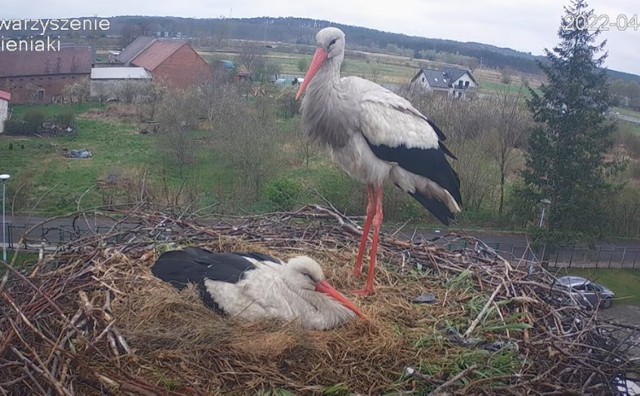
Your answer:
[301,53,357,149]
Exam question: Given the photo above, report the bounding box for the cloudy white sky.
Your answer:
[2,0,639,75]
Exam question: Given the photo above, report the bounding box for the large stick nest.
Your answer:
[0,205,638,395]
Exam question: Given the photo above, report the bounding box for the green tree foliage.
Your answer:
[519,0,619,241]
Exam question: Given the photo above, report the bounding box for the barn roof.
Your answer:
[91,67,152,80]
[117,36,157,65]
[0,47,92,78]
[0,90,11,102]
[131,41,187,71]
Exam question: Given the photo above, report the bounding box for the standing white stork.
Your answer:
[151,247,366,330]
[296,27,462,295]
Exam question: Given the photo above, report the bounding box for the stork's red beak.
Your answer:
[315,280,367,319]
[296,47,328,100]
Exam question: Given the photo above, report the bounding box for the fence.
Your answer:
[3,221,640,269]
[3,222,128,250]
[440,240,640,269]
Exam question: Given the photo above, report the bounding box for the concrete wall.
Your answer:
[90,79,152,101]
[0,99,8,133]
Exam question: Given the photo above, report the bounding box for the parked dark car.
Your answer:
[557,276,615,309]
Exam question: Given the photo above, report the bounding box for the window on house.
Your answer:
[465,81,470,88]
[458,80,463,88]
[421,77,425,82]
[36,89,45,101]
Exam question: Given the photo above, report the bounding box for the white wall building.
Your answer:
[0,90,11,134]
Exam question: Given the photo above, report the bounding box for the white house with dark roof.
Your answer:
[410,67,478,99]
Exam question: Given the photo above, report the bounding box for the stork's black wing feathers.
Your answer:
[152,248,282,311]
[363,138,462,205]
[406,190,455,225]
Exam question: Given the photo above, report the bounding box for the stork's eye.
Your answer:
[328,38,337,47]
[303,273,315,282]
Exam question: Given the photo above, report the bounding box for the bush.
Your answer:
[263,178,303,211]
[630,162,640,179]
[315,168,366,215]
[5,119,29,135]
[614,126,640,157]
[21,109,46,134]
[54,108,75,128]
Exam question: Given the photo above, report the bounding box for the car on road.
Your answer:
[557,276,615,309]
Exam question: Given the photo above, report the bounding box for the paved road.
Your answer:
[2,214,640,267]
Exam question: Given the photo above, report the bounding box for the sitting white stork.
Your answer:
[151,247,366,330]
[296,27,462,295]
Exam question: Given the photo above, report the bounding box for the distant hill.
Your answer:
[26,15,640,83]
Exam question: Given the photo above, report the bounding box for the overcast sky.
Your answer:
[2,0,638,75]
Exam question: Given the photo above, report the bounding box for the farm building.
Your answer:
[410,67,478,99]
[0,90,10,134]
[90,67,152,101]
[116,36,157,66]
[0,46,93,104]
[116,37,212,90]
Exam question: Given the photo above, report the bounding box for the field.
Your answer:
[200,45,543,93]
[1,104,158,214]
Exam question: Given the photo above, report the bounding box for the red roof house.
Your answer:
[126,39,212,90]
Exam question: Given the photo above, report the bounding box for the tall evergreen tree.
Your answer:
[520,0,617,239]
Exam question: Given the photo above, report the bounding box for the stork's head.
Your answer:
[296,27,346,100]
[283,256,366,320]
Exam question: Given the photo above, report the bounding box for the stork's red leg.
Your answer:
[352,186,383,296]
[353,184,375,277]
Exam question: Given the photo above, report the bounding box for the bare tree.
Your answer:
[61,78,90,104]
[500,66,514,85]
[155,89,203,178]
[238,42,266,74]
[486,86,532,219]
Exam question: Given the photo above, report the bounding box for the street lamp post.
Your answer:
[539,198,551,228]
[529,198,551,274]
[0,174,10,263]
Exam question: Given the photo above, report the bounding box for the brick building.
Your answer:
[118,38,211,90]
[0,47,92,104]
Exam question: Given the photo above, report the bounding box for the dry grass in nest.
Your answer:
[1,205,638,395]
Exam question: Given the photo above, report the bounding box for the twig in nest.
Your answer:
[429,364,478,395]
[463,284,502,338]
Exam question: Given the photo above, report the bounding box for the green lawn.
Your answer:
[0,251,40,275]
[0,104,160,214]
[558,268,640,305]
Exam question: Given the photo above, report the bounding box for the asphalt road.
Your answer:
[3,214,640,267]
